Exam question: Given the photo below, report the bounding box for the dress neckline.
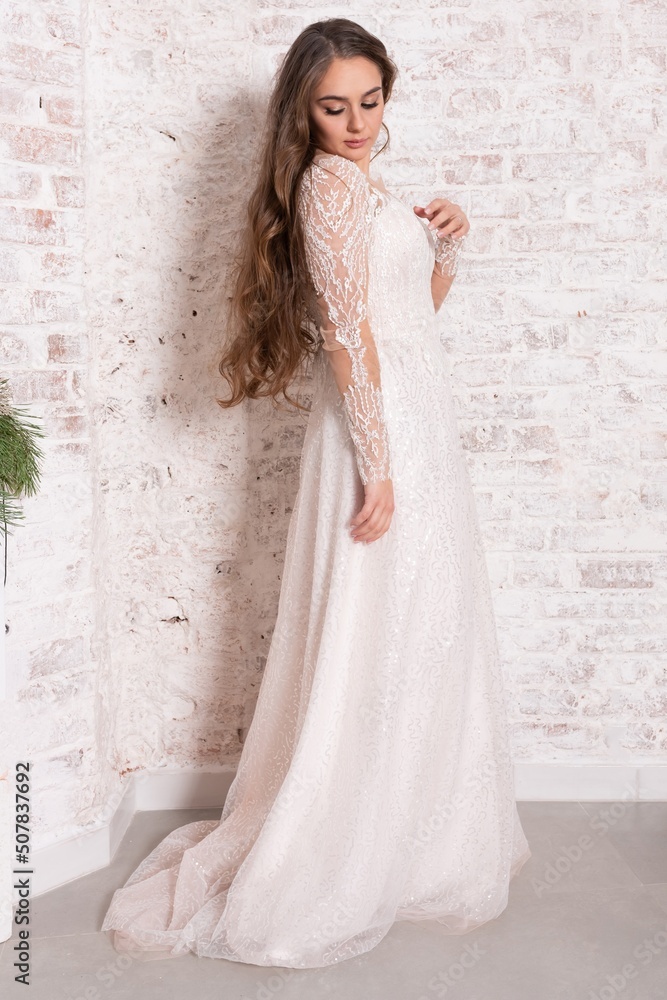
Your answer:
[311,147,390,201]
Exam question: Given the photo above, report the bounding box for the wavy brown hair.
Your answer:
[216,18,398,414]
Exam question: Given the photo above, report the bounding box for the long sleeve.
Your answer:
[433,231,466,279]
[430,189,470,280]
[298,155,392,486]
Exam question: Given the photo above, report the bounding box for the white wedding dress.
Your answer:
[100,149,531,968]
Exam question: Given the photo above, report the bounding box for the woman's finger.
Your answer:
[421,198,452,219]
[352,513,380,540]
[428,204,460,228]
[350,500,375,528]
[352,505,391,541]
[435,210,468,238]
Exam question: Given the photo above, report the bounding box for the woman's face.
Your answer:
[309,56,385,169]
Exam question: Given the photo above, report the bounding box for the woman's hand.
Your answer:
[350,479,394,544]
[413,199,470,240]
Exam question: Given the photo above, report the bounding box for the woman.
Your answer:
[101,17,531,969]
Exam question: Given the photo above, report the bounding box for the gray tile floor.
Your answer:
[2,802,666,999]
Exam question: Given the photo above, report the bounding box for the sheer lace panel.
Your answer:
[433,231,466,280]
[298,154,392,486]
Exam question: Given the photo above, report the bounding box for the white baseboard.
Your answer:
[514,762,667,802]
[28,762,667,899]
[30,767,237,897]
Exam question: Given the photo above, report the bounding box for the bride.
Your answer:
[100,16,531,969]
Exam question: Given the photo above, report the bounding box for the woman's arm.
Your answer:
[414,198,469,313]
[298,155,392,486]
[431,233,466,312]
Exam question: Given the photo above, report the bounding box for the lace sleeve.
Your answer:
[298,154,392,486]
[430,190,470,279]
[433,232,466,279]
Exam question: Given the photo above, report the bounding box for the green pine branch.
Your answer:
[0,378,45,530]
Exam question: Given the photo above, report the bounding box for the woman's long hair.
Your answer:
[216,18,398,413]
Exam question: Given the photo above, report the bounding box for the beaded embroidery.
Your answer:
[298,153,393,485]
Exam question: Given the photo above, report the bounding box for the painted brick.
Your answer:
[0,206,83,245]
[3,0,665,857]
[0,163,41,200]
[0,41,80,87]
[0,124,80,167]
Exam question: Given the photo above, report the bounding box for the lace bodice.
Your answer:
[298,151,465,485]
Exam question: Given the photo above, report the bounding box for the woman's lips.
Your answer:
[344,139,367,147]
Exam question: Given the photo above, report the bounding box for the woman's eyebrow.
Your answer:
[316,85,382,102]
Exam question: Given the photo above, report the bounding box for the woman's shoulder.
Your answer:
[298,151,388,226]
[305,151,368,192]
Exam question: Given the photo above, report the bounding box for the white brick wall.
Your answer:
[1,0,665,847]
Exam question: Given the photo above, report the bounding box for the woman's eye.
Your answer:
[323,102,380,116]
